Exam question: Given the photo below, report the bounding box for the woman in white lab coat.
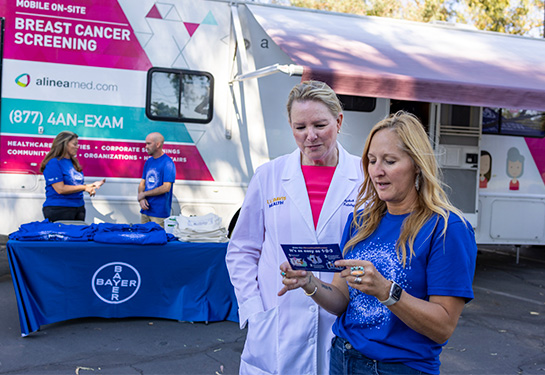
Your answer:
[226,81,363,375]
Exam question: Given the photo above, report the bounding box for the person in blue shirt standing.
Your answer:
[279,111,477,375]
[40,131,105,222]
[138,132,176,228]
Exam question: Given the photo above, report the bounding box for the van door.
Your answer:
[389,100,480,227]
[432,103,481,227]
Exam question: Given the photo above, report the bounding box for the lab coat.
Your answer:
[226,144,362,375]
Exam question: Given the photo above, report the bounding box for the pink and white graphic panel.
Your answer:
[1,0,152,70]
[1,135,213,181]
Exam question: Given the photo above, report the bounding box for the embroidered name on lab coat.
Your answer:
[267,196,286,208]
[343,198,355,207]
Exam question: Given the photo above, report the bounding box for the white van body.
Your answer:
[1,0,545,246]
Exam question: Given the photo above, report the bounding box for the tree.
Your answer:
[463,0,542,35]
[289,0,367,14]
[282,0,452,22]
[281,0,543,36]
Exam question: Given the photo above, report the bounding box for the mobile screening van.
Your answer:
[1,0,545,248]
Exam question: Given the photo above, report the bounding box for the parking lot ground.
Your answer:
[0,239,544,375]
[440,245,545,375]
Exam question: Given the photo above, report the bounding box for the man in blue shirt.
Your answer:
[137,132,176,228]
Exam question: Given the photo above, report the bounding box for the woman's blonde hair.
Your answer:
[40,131,82,173]
[344,111,464,267]
[286,80,342,120]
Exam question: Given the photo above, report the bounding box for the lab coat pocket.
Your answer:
[241,306,278,374]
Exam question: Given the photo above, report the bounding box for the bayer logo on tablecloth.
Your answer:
[91,262,141,304]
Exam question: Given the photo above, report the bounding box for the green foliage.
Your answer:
[285,0,543,36]
[285,0,455,22]
[289,0,368,14]
[464,0,542,34]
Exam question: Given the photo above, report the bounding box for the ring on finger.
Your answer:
[350,266,365,276]
[354,276,362,284]
[281,271,287,278]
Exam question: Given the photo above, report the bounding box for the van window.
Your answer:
[146,68,214,123]
[483,107,545,138]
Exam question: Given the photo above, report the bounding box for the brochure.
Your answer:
[281,243,344,272]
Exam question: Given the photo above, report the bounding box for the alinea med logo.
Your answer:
[92,262,141,304]
[15,73,31,87]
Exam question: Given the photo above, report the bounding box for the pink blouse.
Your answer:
[301,165,336,229]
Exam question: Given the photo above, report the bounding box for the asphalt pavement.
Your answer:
[0,237,544,375]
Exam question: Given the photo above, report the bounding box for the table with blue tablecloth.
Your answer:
[7,240,238,336]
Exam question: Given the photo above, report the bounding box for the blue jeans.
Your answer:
[330,336,432,375]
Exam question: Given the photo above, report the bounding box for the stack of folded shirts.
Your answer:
[9,220,96,241]
[176,227,229,243]
[172,213,229,243]
[9,220,178,245]
[93,222,169,245]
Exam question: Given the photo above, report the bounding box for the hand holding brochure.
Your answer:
[281,244,344,272]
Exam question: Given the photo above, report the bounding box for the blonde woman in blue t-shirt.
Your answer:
[280,111,477,375]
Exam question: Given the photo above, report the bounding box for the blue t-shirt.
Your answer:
[43,158,85,207]
[140,154,176,218]
[332,211,477,375]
